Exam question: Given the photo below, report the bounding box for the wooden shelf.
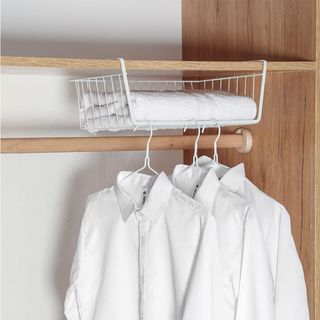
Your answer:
[1,56,316,72]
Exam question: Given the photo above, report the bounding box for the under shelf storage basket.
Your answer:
[72,59,267,132]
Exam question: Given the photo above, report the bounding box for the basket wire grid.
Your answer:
[71,59,267,132]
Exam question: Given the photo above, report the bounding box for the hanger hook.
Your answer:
[183,124,188,133]
[193,123,201,166]
[213,124,221,163]
[145,124,153,161]
[201,122,206,134]
[133,124,158,175]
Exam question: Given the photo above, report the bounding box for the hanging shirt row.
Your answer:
[64,152,309,320]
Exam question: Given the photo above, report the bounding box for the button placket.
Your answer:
[136,211,151,320]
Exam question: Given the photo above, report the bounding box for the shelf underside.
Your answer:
[1,56,316,72]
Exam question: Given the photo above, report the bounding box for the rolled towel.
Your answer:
[130,91,257,121]
[80,92,128,116]
[82,115,133,130]
[80,90,257,125]
[80,104,130,118]
[81,92,125,107]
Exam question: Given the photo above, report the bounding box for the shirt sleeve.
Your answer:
[64,208,88,320]
[235,205,275,320]
[273,205,310,320]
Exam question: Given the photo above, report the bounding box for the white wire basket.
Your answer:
[71,59,267,132]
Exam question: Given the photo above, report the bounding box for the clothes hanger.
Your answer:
[117,125,158,211]
[176,122,206,196]
[135,125,159,175]
[208,124,230,177]
[213,124,221,164]
[192,123,202,167]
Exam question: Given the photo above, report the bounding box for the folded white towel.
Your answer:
[81,92,123,107]
[81,105,130,118]
[130,91,257,121]
[80,90,257,124]
[82,115,133,130]
[80,92,127,116]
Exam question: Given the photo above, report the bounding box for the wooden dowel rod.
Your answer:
[1,56,315,71]
[1,134,245,154]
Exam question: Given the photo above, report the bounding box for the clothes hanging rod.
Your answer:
[1,56,315,71]
[1,131,252,154]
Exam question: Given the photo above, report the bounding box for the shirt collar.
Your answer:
[197,155,213,166]
[193,168,221,212]
[197,155,246,192]
[115,171,173,223]
[172,164,207,197]
[172,164,220,212]
[219,162,246,192]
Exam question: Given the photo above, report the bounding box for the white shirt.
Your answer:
[64,171,221,320]
[172,164,275,320]
[198,156,310,320]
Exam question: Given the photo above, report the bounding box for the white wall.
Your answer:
[1,0,181,59]
[1,1,182,319]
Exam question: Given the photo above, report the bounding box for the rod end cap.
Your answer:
[235,128,253,153]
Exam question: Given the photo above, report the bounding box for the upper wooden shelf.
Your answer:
[1,56,316,72]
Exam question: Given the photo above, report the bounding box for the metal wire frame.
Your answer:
[71,59,267,132]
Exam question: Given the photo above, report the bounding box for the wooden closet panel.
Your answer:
[315,0,320,318]
[182,0,316,318]
[182,0,315,61]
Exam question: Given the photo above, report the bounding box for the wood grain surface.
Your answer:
[315,0,320,318]
[182,0,317,318]
[0,56,316,71]
[0,134,245,154]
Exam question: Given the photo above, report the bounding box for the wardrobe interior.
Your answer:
[1,0,319,319]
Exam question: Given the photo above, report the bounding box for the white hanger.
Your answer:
[213,124,221,164]
[192,123,201,167]
[135,125,158,175]
[210,124,230,177]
